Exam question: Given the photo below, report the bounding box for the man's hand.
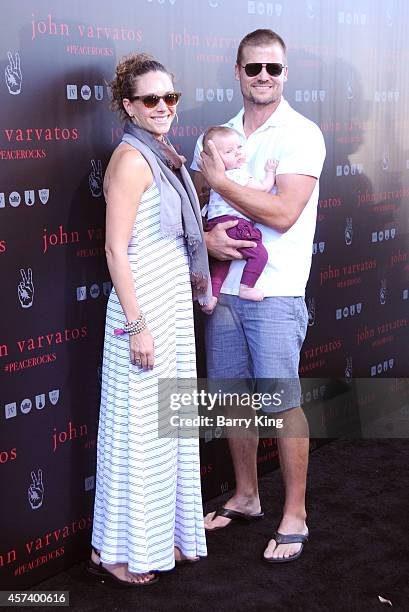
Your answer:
[205,219,256,261]
[197,139,227,192]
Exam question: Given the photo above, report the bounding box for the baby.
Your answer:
[201,126,277,314]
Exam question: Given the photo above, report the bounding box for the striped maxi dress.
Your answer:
[91,181,207,573]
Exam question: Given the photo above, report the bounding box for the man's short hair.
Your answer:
[202,126,238,152]
[236,29,287,65]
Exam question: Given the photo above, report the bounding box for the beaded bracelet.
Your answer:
[128,320,147,335]
[114,314,146,336]
[124,315,146,332]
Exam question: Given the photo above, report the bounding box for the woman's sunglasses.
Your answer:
[128,92,182,109]
[241,63,286,77]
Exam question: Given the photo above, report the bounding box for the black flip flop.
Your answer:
[87,550,159,587]
[206,506,264,531]
[263,531,309,563]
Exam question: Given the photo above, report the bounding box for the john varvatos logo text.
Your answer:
[31,13,142,42]
[7,514,93,577]
[2,126,79,143]
[52,420,89,453]
[1,127,78,160]
[1,326,88,374]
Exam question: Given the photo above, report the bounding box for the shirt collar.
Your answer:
[226,97,290,137]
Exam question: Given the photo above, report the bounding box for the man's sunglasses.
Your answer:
[241,63,286,77]
[128,91,182,109]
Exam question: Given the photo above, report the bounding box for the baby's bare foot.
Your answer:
[239,285,264,301]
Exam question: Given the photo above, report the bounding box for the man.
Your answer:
[191,29,326,562]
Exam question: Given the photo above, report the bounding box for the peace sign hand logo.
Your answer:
[18,268,34,308]
[5,51,22,95]
[89,159,103,197]
[28,469,44,510]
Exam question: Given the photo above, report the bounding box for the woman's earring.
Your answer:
[174,112,179,125]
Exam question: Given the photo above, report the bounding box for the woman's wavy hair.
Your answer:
[109,52,174,122]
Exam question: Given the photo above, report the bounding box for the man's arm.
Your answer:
[199,140,317,233]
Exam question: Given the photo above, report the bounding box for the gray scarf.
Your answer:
[122,122,211,305]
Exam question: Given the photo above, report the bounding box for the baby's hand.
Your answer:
[265,159,278,173]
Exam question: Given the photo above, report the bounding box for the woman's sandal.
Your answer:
[174,546,200,566]
[88,547,159,587]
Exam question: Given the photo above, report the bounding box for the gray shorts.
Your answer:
[205,294,308,413]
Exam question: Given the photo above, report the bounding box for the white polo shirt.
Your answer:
[191,98,326,296]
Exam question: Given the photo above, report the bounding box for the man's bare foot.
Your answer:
[239,285,264,301]
[201,296,218,315]
[204,495,261,531]
[174,546,199,563]
[263,516,308,561]
[90,548,155,584]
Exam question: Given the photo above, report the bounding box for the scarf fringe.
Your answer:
[160,228,185,239]
[191,272,211,305]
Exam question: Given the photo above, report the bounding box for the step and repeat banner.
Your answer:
[1,0,408,588]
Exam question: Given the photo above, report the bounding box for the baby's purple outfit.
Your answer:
[205,214,268,297]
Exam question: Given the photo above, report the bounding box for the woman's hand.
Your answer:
[129,328,155,370]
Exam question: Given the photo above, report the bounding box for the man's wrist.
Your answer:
[212,173,229,194]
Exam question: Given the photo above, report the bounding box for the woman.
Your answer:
[88,53,210,587]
